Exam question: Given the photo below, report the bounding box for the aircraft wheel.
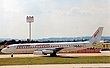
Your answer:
[50,52,57,57]
[11,53,13,57]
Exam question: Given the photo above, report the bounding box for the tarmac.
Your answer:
[0,53,110,58]
[0,64,110,68]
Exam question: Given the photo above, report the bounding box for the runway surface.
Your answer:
[0,53,110,58]
[0,64,110,68]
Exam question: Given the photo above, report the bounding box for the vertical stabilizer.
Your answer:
[89,27,103,45]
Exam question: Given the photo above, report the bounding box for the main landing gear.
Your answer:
[50,52,57,57]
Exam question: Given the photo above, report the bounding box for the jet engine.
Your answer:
[33,50,53,55]
[33,51,43,55]
[42,50,53,54]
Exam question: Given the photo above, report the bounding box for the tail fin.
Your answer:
[89,27,103,45]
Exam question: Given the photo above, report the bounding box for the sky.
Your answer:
[0,0,110,39]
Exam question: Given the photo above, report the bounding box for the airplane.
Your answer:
[1,27,103,57]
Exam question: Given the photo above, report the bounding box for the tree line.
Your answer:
[0,39,89,45]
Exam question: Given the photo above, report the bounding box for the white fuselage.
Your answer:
[1,41,90,54]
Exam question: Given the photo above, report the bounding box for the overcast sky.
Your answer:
[0,0,110,39]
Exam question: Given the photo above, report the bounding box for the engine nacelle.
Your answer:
[42,50,53,54]
[33,51,43,55]
[33,50,53,55]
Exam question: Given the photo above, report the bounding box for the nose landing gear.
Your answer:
[11,53,13,57]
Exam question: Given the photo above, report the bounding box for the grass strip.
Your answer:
[0,56,110,66]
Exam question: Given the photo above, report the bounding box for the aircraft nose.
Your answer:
[1,48,9,53]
